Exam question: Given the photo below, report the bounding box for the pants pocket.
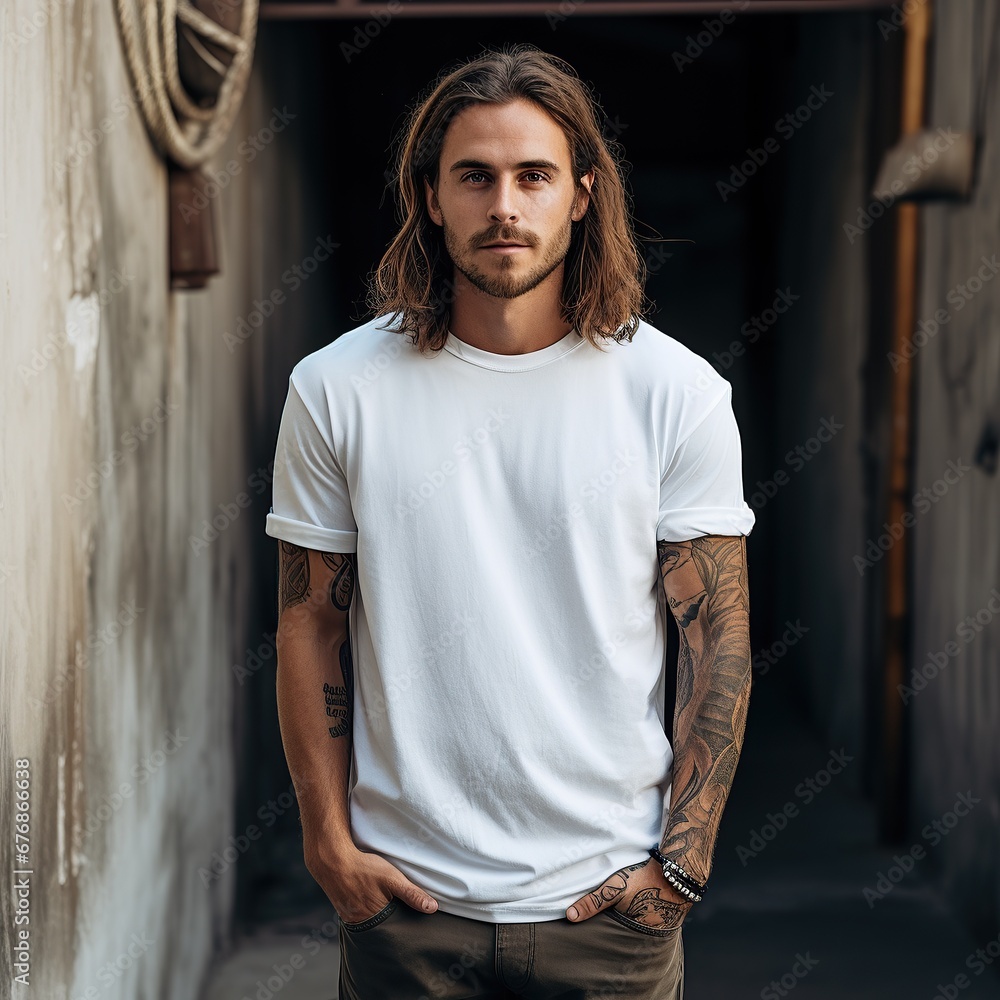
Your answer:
[602,907,682,938]
[340,896,399,933]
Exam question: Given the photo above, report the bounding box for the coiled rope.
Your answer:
[113,0,259,168]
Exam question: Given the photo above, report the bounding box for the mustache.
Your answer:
[470,225,540,249]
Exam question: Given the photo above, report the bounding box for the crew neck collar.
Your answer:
[442,327,585,372]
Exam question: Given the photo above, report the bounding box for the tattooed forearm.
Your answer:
[324,682,350,738]
[657,534,751,885]
[277,543,358,741]
[322,551,355,612]
[278,541,311,613]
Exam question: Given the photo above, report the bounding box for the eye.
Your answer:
[522,171,549,183]
[461,170,490,184]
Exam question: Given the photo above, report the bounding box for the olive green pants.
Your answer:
[338,895,684,999]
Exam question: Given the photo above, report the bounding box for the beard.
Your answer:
[441,213,574,300]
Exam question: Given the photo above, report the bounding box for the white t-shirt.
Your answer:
[265,315,755,922]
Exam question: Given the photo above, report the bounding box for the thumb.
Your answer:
[391,874,439,914]
[569,870,631,921]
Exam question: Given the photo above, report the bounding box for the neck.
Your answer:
[447,264,573,355]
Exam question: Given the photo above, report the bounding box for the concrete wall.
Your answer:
[0,6,323,996]
[770,0,1000,939]
[910,0,1000,940]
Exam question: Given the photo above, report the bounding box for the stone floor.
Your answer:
[200,675,1000,1000]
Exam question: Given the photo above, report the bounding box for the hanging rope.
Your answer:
[113,0,259,169]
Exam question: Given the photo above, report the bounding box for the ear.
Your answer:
[424,175,443,227]
[571,170,594,222]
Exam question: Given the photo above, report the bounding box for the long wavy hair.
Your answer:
[366,44,649,355]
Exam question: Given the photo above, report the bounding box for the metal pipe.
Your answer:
[880,0,931,843]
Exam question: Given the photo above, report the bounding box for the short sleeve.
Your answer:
[656,385,755,542]
[264,375,358,553]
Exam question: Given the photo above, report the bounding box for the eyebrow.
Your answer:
[449,159,561,173]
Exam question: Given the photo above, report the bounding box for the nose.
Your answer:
[488,176,519,225]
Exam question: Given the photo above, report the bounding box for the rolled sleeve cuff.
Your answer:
[656,504,756,543]
[265,509,358,553]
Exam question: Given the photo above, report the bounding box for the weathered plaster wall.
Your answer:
[0,5,323,996]
[771,0,1000,940]
[910,0,1000,941]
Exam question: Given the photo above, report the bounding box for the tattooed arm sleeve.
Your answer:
[656,534,751,885]
[275,541,357,845]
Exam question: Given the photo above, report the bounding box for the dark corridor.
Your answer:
[218,9,1000,999]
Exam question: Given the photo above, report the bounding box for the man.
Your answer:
[265,44,754,1000]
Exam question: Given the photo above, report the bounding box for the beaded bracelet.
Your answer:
[648,846,708,901]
